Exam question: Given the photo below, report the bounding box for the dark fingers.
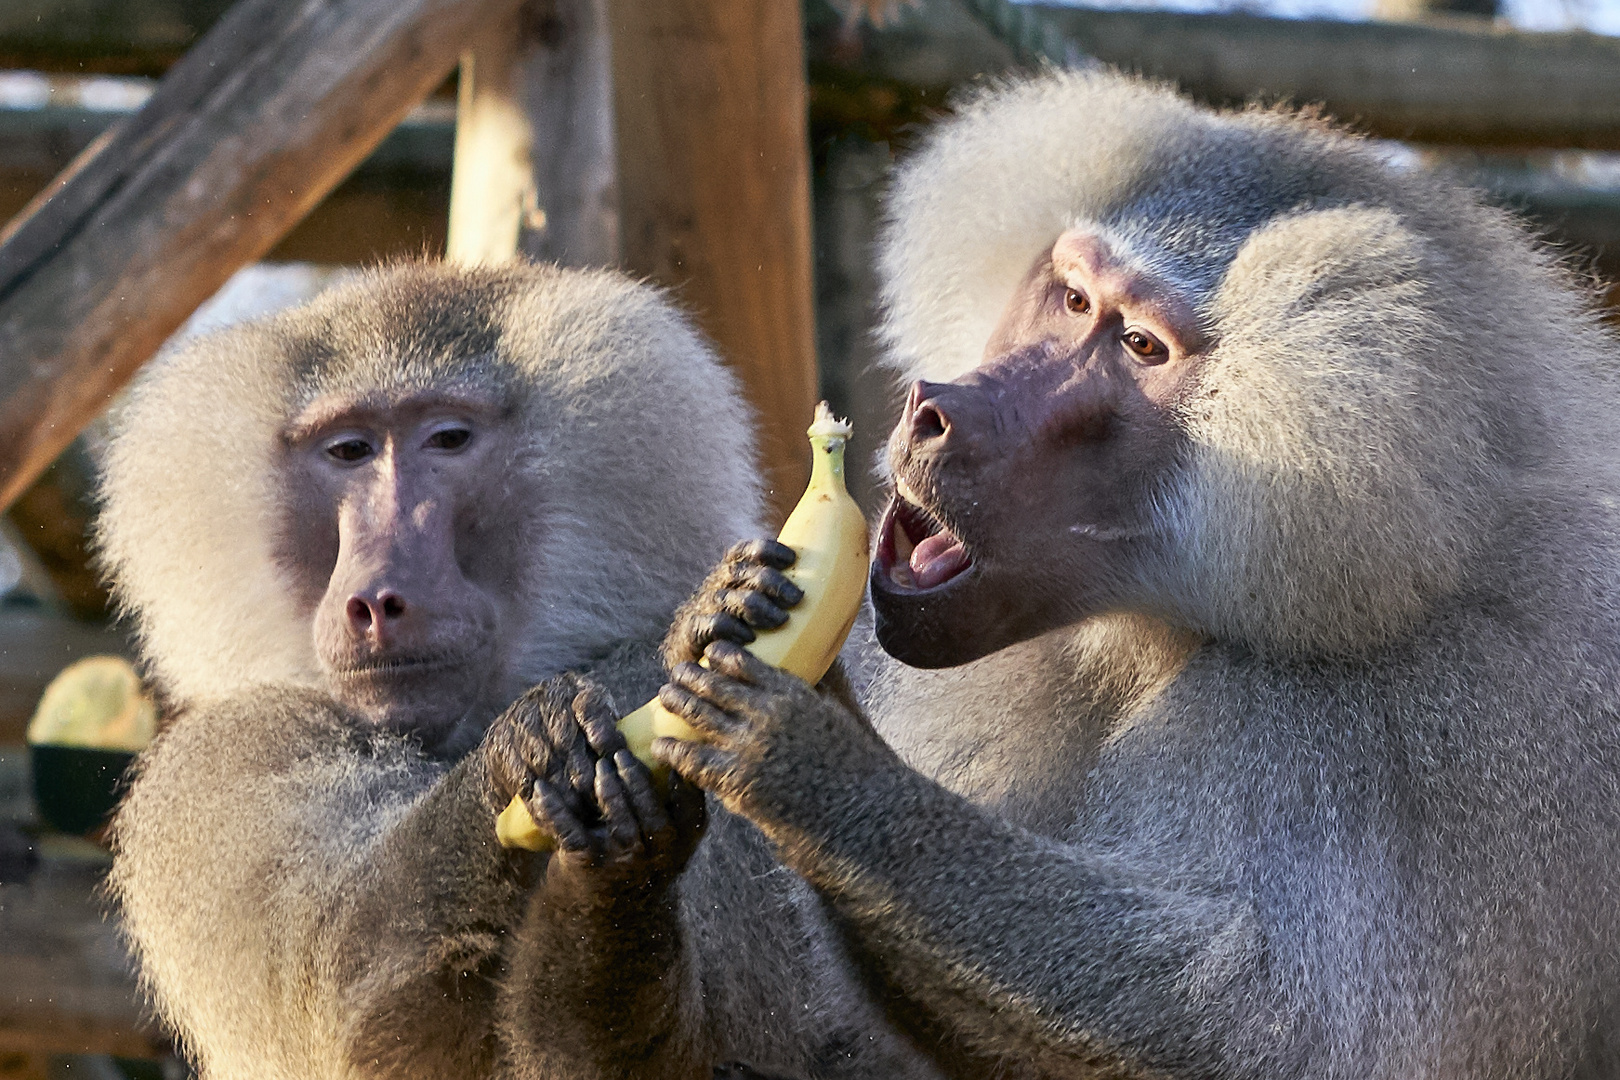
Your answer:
[595,758,643,854]
[528,779,595,855]
[615,750,670,836]
[574,686,627,759]
[722,563,804,611]
[716,587,791,631]
[726,538,797,572]
[700,640,782,689]
[506,707,587,817]
[532,680,597,800]
[659,677,747,739]
[653,736,736,794]
[690,611,758,651]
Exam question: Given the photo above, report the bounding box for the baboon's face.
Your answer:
[873,229,1209,668]
[280,389,525,746]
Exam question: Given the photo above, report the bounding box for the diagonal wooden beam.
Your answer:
[0,0,521,511]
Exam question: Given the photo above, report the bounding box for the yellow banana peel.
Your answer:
[496,403,869,851]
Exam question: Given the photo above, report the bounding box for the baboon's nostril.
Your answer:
[912,402,948,442]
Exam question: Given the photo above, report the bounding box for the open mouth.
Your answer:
[877,489,974,592]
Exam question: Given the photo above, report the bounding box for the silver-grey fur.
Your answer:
[655,71,1620,1079]
[102,263,925,1079]
[866,71,1620,1077]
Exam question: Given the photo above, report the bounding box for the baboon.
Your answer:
[103,263,929,1079]
[655,72,1620,1078]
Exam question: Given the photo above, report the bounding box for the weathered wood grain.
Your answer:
[0,0,233,74]
[0,102,455,268]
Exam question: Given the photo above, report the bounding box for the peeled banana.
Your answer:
[496,403,869,851]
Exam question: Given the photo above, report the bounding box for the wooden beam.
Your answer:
[608,0,819,522]
[0,101,456,183]
[1038,5,1620,148]
[0,0,522,513]
[809,0,1620,151]
[447,0,618,267]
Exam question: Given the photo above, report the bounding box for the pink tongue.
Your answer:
[910,532,970,589]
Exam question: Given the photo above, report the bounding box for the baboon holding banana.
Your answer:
[649,72,1620,1078]
[103,263,929,1080]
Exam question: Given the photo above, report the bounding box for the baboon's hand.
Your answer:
[535,747,708,899]
[661,539,804,670]
[487,672,706,895]
[654,641,901,847]
[483,672,615,825]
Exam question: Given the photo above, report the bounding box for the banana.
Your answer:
[496,403,869,851]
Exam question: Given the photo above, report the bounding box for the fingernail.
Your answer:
[783,582,804,603]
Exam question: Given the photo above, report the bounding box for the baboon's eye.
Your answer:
[1064,288,1090,315]
[425,427,472,452]
[1123,329,1167,363]
[326,438,373,463]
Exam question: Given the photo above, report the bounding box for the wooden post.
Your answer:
[448,0,618,267]
[607,0,818,522]
[0,0,522,511]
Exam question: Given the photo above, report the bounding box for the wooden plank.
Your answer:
[0,101,456,183]
[808,0,1620,151]
[1038,5,1620,148]
[447,0,618,267]
[0,0,523,514]
[608,0,819,522]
